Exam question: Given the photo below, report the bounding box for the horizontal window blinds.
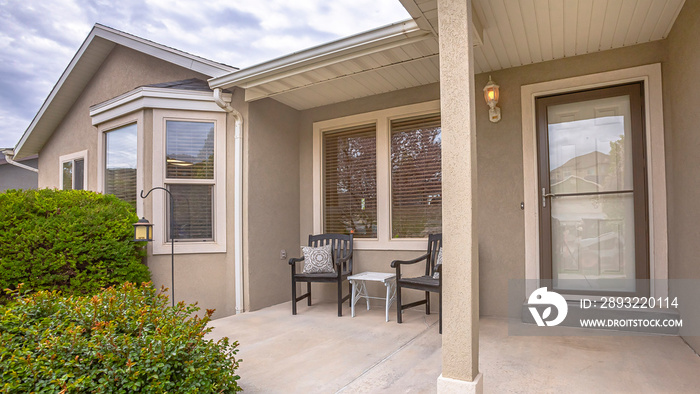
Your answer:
[390,114,442,238]
[105,124,137,209]
[166,121,214,179]
[324,124,377,238]
[167,184,214,241]
[165,120,216,242]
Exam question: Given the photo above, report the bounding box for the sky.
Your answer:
[0,0,411,148]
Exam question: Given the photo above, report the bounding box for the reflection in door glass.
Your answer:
[548,96,633,194]
[547,95,636,292]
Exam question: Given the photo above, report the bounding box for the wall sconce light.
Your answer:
[483,76,501,123]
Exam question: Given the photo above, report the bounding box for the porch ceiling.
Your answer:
[210,0,685,111]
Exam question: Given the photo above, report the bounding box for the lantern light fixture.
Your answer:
[133,217,153,242]
[483,75,501,123]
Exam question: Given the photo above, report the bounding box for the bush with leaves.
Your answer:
[0,189,150,300]
[0,282,242,393]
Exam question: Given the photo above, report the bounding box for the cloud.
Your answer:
[0,0,410,148]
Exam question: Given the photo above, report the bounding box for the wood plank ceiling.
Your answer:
[237,0,685,110]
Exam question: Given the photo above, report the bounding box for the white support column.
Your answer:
[436,0,482,392]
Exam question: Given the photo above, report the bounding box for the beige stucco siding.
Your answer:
[245,97,301,311]
[297,42,668,315]
[664,0,700,353]
[473,40,667,317]
[36,44,240,318]
[38,45,211,189]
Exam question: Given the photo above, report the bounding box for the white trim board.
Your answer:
[90,88,231,126]
[520,63,668,299]
[313,100,440,251]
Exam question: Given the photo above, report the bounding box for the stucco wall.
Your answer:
[298,42,669,316]
[0,158,38,191]
[473,40,667,317]
[35,44,241,318]
[38,45,211,189]
[245,97,301,311]
[664,0,700,353]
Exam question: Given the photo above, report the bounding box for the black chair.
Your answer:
[391,233,442,333]
[289,233,354,316]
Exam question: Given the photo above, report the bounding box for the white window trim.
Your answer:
[96,113,145,218]
[59,150,88,190]
[152,109,227,255]
[521,63,668,300]
[313,100,440,251]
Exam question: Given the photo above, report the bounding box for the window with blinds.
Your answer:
[167,184,213,240]
[105,124,137,208]
[323,124,377,238]
[390,114,442,238]
[165,120,216,241]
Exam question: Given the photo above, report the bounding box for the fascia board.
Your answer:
[209,19,427,89]
[13,29,112,159]
[13,24,237,159]
[89,88,232,125]
[93,26,237,77]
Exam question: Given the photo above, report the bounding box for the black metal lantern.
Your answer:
[133,217,154,242]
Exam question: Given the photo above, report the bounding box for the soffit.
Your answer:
[217,0,684,112]
[405,0,685,72]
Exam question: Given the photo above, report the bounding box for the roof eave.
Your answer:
[13,24,238,159]
[208,19,428,90]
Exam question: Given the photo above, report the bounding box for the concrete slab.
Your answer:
[208,301,700,393]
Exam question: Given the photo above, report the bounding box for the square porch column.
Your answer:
[436,0,482,392]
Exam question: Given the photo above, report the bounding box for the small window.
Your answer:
[323,124,377,238]
[59,151,87,190]
[165,120,216,241]
[390,114,442,238]
[104,124,137,208]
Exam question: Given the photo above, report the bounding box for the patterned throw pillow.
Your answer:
[432,247,443,279]
[301,244,335,273]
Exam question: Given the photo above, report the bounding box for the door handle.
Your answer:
[541,188,556,208]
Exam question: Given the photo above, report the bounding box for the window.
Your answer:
[390,114,442,238]
[313,101,441,250]
[104,124,137,208]
[165,120,215,241]
[324,124,377,238]
[59,150,87,190]
[153,110,226,254]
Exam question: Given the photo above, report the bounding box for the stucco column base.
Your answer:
[437,373,483,393]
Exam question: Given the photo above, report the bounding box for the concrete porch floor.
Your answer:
[208,301,700,393]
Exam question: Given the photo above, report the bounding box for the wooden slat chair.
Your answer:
[288,233,354,316]
[391,233,442,333]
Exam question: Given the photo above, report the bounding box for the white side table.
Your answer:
[348,271,397,322]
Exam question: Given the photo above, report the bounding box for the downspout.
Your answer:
[2,149,39,173]
[214,88,244,315]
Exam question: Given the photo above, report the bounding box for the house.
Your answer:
[8,0,700,391]
[0,153,38,192]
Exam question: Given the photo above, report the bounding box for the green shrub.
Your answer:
[0,189,150,299]
[0,282,242,393]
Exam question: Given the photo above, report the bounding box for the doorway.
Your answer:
[536,83,649,296]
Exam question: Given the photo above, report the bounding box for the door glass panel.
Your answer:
[546,93,637,293]
[551,194,635,292]
[548,95,633,194]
